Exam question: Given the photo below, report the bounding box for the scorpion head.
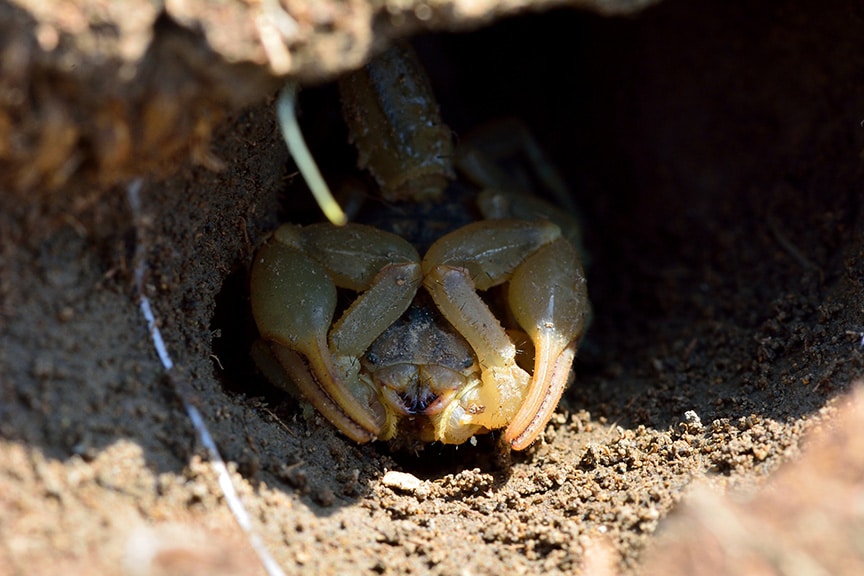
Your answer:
[360,300,480,437]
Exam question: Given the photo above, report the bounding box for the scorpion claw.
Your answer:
[251,223,424,442]
[505,340,577,450]
[269,344,381,443]
[505,238,589,449]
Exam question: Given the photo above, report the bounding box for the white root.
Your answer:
[277,83,347,226]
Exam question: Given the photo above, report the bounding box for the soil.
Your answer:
[2,1,864,575]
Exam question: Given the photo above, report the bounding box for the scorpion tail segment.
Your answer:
[338,43,454,202]
[269,345,379,443]
[276,82,347,226]
[505,238,589,450]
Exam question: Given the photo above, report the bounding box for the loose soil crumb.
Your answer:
[2,1,864,575]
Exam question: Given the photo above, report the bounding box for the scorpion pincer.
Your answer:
[251,43,590,450]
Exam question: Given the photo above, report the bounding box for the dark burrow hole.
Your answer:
[212,1,864,476]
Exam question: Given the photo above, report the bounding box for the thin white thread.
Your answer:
[127,179,285,576]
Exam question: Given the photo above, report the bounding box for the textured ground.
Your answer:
[2,1,864,575]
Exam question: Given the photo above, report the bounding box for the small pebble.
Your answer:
[381,470,422,493]
[684,410,702,427]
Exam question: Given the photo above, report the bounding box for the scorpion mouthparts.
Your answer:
[418,389,457,416]
[382,383,456,417]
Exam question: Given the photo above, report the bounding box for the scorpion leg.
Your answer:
[456,118,575,214]
[477,189,586,254]
[457,119,586,251]
[251,223,421,442]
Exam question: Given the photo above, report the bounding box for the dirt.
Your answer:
[2,0,864,575]
[0,0,653,193]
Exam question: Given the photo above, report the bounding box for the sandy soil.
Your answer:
[2,1,864,575]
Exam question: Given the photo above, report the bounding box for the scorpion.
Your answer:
[250,43,589,450]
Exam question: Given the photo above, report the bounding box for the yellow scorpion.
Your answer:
[251,43,589,450]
